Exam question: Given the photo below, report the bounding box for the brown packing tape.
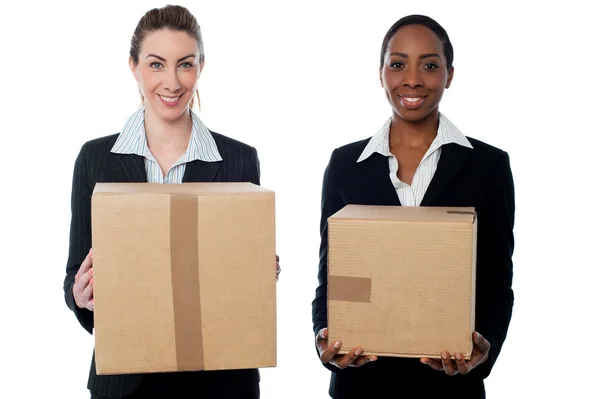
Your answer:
[170,195,204,370]
[329,276,372,303]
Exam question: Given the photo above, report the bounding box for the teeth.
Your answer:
[403,97,422,103]
[160,95,180,102]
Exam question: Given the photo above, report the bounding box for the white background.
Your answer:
[1,1,598,398]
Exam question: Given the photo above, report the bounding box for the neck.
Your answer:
[389,109,440,149]
[144,107,192,152]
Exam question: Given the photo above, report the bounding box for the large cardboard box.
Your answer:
[91,182,276,374]
[327,205,477,359]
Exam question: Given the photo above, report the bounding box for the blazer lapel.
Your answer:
[183,160,222,182]
[420,143,472,206]
[110,154,147,182]
[360,153,400,206]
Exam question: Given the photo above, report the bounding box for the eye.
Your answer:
[424,63,439,70]
[390,61,404,69]
[179,62,193,69]
[150,62,163,69]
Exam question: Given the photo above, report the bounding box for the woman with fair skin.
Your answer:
[64,5,278,399]
[312,15,514,398]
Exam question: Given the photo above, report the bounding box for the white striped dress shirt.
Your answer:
[110,107,222,183]
[357,113,473,206]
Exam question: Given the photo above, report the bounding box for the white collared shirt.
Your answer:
[357,113,473,206]
[110,107,222,183]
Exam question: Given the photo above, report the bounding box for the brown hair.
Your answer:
[130,5,203,109]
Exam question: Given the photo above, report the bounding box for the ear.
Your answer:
[445,66,454,89]
[379,67,383,87]
[129,57,135,77]
[129,57,138,79]
[198,61,205,79]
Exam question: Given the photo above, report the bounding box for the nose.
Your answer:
[402,66,424,89]
[163,69,181,92]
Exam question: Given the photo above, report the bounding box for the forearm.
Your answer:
[64,269,94,334]
[312,230,329,336]
[469,151,516,379]
[64,144,95,335]
[312,149,350,373]
[311,286,328,337]
[470,286,514,379]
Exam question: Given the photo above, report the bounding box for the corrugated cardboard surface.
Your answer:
[91,183,276,374]
[327,205,476,359]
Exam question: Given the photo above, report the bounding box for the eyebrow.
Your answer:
[145,53,196,62]
[389,52,441,60]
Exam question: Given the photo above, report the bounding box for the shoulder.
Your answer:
[466,136,511,169]
[210,130,258,159]
[79,133,120,157]
[72,134,121,183]
[327,137,372,168]
[441,112,510,168]
[463,137,513,196]
[74,133,121,174]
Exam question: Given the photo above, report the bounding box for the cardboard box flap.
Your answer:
[93,182,273,196]
[329,205,476,223]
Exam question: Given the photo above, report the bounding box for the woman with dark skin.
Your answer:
[312,15,514,398]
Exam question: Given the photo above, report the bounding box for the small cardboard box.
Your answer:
[91,182,276,374]
[327,205,477,359]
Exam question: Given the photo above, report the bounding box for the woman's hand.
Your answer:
[73,249,94,311]
[316,327,377,369]
[420,331,490,375]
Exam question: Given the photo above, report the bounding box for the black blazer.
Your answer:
[311,136,515,399]
[63,131,261,398]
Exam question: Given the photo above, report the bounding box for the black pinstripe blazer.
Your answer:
[312,138,515,399]
[63,131,261,398]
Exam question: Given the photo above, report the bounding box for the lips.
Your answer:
[399,94,427,110]
[158,93,183,107]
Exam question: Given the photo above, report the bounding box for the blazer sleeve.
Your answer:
[469,151,515,380]
[63,144,95,334]
[311,149,349,373]
[246,147,261,186]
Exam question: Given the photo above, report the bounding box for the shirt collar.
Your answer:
[111,107,222,162]
[357,112,473,163]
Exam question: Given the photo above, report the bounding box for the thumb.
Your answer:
[473,332,490,352]
[317,327,328,341]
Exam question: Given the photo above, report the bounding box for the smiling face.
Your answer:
[379,24,453,123]
[129,29,203,123]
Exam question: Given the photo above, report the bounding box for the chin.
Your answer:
[162,109,188,121]
[149,102,189,122]
[395,107,438,123]
[396,110,426,122]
